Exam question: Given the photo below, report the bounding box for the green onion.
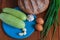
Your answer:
[40,0,60,40]
[41,0,55,36]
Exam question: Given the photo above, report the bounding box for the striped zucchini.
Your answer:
[3,8,27,21]
[0,13,25,29]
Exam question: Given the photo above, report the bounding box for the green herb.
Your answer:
[40,0,60,40]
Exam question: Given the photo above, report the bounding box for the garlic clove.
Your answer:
[19,33,24,36]
[27,15,34,22]
[23,31,27,35]
[22,28,27,32]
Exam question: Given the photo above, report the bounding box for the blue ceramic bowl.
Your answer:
[2,7,36,39]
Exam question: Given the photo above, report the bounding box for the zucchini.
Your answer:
[3,8,27,21]
[0,13,25,29]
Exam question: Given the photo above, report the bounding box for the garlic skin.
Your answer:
[22,28,27,32]
[19,33,24,36]
[19,28,27,36]
[27,15,34,22]
[23,28,27,35]
[23,31,27,35]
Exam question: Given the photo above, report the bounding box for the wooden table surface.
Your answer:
[0,0,60,40]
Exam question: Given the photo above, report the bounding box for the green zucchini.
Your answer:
[3,8,27,21]
[0,13,25,29]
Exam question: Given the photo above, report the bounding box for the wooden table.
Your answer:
[0,0,60,40]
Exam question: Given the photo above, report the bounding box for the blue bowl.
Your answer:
[2,7,36,39]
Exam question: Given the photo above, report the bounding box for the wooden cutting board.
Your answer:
[0,0,60,40]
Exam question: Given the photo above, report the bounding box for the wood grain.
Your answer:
[0,0,60,40]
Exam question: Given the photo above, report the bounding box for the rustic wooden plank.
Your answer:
[24,31,40,40]
[1,0,18,8]
[0,0,60,40]
[58,10,60,40]
[0,0,2,12]
[58,23,60,40]
[0,0,2,8]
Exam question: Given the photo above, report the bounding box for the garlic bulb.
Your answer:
[27,15,34,22]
